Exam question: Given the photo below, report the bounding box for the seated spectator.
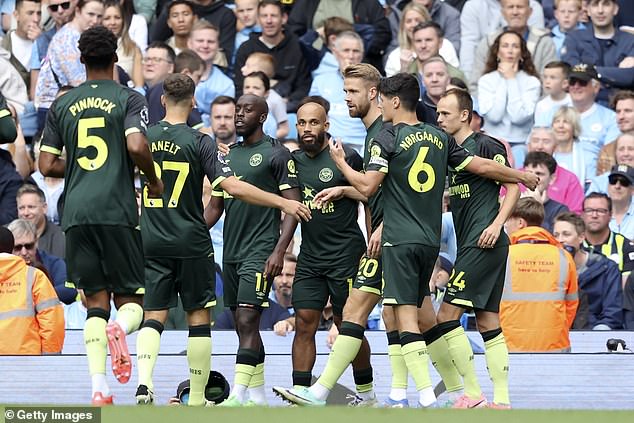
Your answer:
[552,106,596,188]
[552,0,586,58]
[415,56,450,125]
[1,45,29,116]
[143,42,176,124]
[596,90,634,175]
[385,3,460,76]
[207,95,236,145]
[411,22,465,86]
[234,0,310,112]
[501,198,578,352]
[287,0,391,73]
[523,151,570,233]
[589,133,634,194]
[469,0,555,92]
[7,218,75,304]
[0,226,65,355]
[477,30,541,168]
[244,71,288,139]
[410,0,461,52]
[16,184,65,259]
[527,126,584,212]
[309,31,366,151]
[166,0,196,55]
[607,164,634,239]
[561,0,634,106]
[309,16,354,78]
[534,61,573,127]
[459,0,544,74]
[553,211,623,329]
[103,0,143,89]
[188,21,235,127]
[233,0,261,67]
[568,64,620,159]
[150,0,236,66]
[120,0,148,52]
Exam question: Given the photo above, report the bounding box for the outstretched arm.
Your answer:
[465,156,539,190]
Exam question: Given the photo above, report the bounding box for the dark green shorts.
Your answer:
[223,259,271,308]
[443,245,508,312]
[292,260,358,316]
[382,244,439,307]
[65,225,144,296]
[144,256,216,312]
[352,255,383,297]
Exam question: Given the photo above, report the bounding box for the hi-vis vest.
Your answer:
[0,253,65,355]
[583,231,630,274]
[500,227,579,353]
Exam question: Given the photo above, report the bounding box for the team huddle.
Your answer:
[38,26,538,408]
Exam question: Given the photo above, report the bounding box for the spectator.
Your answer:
[206,95,236,145]
[527,126,584,213]
[0,45,29,115]
[233,0,261,68]
[552,106,596,188]
[287,0,391,73]
[589,133,634,194]
[30,138,64,225]
[523,151,570,233]
[150,0,236,66]
[470,0,556,92]
[0,95,22,227]
[459,0,545,76]
[103,0,143,89]
[7,218,75,304]
[410,0,461,52]
[0,92,17,142]
[501,197,578,352]
[143,41,176,124]
[568,64,620,160]
[244,71,289,139]
[477,30,541,168]
[0,226,65,355]
[534,61,573,127]
[553,211,623,329]
[607,164,634,239]
[120,0,148,52]
[415,56,450,125]
[234,0,310,113]
[597,90,634,175]
[16,184,65,259]
[552,0,586,58]
[309,16,354,78]
[309,31,366,151]
[166,0,196,55]
[561,0,634,106]
[385,3,460,77]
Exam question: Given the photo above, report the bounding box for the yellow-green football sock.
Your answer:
[424,326,464,393]
[483,329,510,405]
[387,331,408,390]
[84,309,108,376]
[187,325,212,406]
[232,348,259,402]
[116,302,143,334]
[400,332,432,391]
[136,320,163,391]
[443,322,481,399]
[317,322,364,391]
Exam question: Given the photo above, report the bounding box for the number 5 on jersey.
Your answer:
[143,160,190,208]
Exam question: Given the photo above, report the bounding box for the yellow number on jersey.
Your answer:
[143,160,190,208]
[77,117,108,171]
[448,270,466,291]
[408,146,435,192]
[358,257,379,278]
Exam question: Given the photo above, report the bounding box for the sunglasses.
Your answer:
[569,78,589,87]
[13,242,36,251]
[609,176,631,187]
[48,1,71,12]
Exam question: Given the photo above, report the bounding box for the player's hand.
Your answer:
[328,138,346,166]
[477,222,503,249]
[264,249,284,278]
[217,143,230,155]
[521,172,539,191]
[281,199,311,222]
[314,186,344,208]
[326,324,339,349]
[145,178,164,198]
[274,319,294,336]
[367,225,382,258]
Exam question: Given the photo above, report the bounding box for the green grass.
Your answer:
[4,406,634,423]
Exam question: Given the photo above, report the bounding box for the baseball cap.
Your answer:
[176,370,230,405]
[609,164,634,185]
[568,63,599,82]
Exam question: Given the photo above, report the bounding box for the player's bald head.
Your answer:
[237,94,268,116]
[297,102,327,122]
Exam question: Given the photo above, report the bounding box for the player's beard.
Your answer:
[299,130,327,155]
[350,100,370,119]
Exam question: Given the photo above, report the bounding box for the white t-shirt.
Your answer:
[10,32,33,70]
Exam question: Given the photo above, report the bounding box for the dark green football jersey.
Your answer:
[293,143,366,267]
[449,132,510,249]
[364,116,386,232]
[140,122,233,258]
[217,136,298,262]
[40,79,149,230]
[367,122,472,247]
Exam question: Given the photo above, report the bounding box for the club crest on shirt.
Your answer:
[370,145,381,157]
[319,167,334,182]
[287,159,296,174]
[217,151,228,165]
[493,154,506,165]
[249,153,263,167]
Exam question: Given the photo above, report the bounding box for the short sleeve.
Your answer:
[447,134,473,171]
[366,126,396,173]
[479,135,509,167]
[344,146,363,172]
[270,144,299,191]
[124,90,150,137]
[199,134,234,190]
[40,102,63,156]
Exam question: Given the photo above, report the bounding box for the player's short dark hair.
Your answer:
[175,49,205,73]
[611,90,634,110]
[544,61,571,76]
[523,151,557,176]
[163,73,195,104]
[0,227,14,254]
[440,88,473,124]
[298,95,330,113]
[584,192,612,212]
[379,73,419,113]
[449,77,468,91]
[510,197,544,226]
[211,95,235,108]
[554,211,585,235]
[15,0,41,9]
[412,21,443,39]
[17,183,46,203]
[167,0,194,14]
[258,0,284,14]
[78,26,118,70]
[146,41,176,64]
[245,71,270,92]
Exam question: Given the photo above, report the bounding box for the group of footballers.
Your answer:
[37,25,539,409]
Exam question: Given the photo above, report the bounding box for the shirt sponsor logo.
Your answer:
[370,145,381,157]
[249,153,263,167]
[369,156,388,167]
[319,167,333,182]
[217,151,228,164]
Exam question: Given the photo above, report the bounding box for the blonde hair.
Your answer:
[398,3,431,50]
[343,63,381,88]
[552,106,582,140]
[554,0,582,9]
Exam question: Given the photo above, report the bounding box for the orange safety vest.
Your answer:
[0,253,65,354]
[500,227,579,353]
